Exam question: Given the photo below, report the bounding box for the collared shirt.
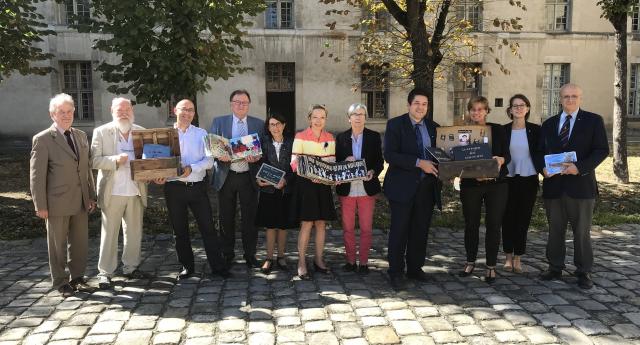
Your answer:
[558,109,578,138]
[172,124,213,183]
[348,131,366,197]
[230,113,250,172]
[54,124,76,152]
[410,116,431,167]
[112,130,140,196]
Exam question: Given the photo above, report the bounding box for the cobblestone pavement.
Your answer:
[1,224,640,345]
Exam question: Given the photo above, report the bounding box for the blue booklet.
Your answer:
[544,151,577,175]
[142,144,171,159]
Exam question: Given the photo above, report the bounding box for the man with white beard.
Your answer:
[91,97,149,289]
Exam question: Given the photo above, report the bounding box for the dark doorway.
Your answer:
[266,63,296,136]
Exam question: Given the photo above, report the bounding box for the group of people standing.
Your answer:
[30,82,608,298]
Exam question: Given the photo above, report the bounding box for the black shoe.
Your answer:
[313,261,330,274]
[342,262,357,272]
[539,269,562,281]
[125,269,151,280]
[458,262,476,277]
[57,283,75,297]
[577,273,594,290]
[358,265,370,275]
[245,256,259,268]
[276,257,288,271]
[406,270,429,282]
[261,259,273,274]
[69,277,95,292]
[212,269,232,279]
[178,268,196,280]
[484,267,497,284]
[388,274,406,291]
[98,276,111,290]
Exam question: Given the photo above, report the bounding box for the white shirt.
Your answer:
[112,131,140,196]
[507,128,537,177]
[54,124,76,154]
[558,109,578,138]
[174,124,213,183]
[348,132,367,197]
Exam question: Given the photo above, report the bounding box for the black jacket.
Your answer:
[257,135,295,194]
[335,128,384,196]
[534,109,609,199]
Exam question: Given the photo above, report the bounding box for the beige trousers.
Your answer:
[98,195,144,276]
[46,211,88,288]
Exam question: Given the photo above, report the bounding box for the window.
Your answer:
[633,4,639,33]
[542,63,569,119]
[455,0,482,31]
[453,64,482,122]
[629,64,640,117]
[265,0,294,29]
[545,0,569,32]
[266,63,295,92]
[64,0,90,25]
[62,61,94,121]
[361,64,388,119]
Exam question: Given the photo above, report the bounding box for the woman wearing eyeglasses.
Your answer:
[458,96,510,283]
[290,104,336,279]
[335,104,384,274]
[255,113,295,274]
[501,94,540,273]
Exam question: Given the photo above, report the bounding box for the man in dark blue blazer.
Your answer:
[534,83,609,289]
[209,89,265,268]
[383,88,441,289]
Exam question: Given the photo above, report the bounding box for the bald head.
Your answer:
[174,99,196,129]
[559,83,583,114]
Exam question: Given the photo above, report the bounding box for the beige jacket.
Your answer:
[30,124,96,216]
[91,123,148,209]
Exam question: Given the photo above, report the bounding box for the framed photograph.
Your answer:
[204,133,262,162]
[256,163,286,186]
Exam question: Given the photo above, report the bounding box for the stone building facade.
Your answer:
[0,0,638,138]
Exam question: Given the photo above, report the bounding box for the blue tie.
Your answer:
[559,115,572,148]
[415,124,425,159]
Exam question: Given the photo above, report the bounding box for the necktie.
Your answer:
[231,120,249,172]
[415,124,425,159]
[238,120,247,137]
[559,115,572,148]
[64,130,77,156]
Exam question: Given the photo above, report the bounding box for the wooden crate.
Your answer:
[130,128,181,181]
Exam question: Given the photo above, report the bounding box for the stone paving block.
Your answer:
[379,301,407,310]
[534,312,572,327]
[519,326,558,344]
[273,307,298,317]
[361,316,387,327]
[218,318,246,331]
[336,322,362,338]
[276,329,305,343]
[573,319,611,335]
[429,330,464,344]
[385,309,415,320]
[276,316,300,326]
[494,330,527,343]
[125,316,157,330]
[554,327,593,345]
[400,335,435,345]
[624,312,640,326]
[304,320,333,332]
[300,308,326,321]
[88,321,124,334]
[249,321,275,333]
[248,332,275,345]
[81,334,117,344]
[50,326,88,340]
[330,312,356,322]
[456,324,484,336]
[342,338,369,345]
[22,333,51,345]
[355,307,383,317]
[391,320,424,335]
[420,317,452,332]
[32,320,60,334]
[217,330,246,343]
[480,319,515,331]
[98,310,130,322]
[365,326,400,344]
[0,327,30,341]
[469,307,501,320]
[554,305,591,320]
[502,310,537,325]
[114,330,153,345]
[538,294,569,306]
[591,334,637,345]
[414,306,439,317]
[152,332,181,345]
[577,300,609,311]
[308,332,338,345]
[612,323,640,339]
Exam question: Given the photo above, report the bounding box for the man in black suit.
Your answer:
[383,88,441,289]
[535,83,609,289]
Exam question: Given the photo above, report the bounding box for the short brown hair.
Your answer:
[467,96,491,114]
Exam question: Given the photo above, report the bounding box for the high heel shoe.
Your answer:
[458,262,476,277]
[313,261,330,274]
[484,267,497,284]
[297,265,311,280]
[261,259,273,274]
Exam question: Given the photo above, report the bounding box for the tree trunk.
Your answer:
[611,13,629,183]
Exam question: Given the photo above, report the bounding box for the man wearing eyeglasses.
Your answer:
[209,90,264,268]
[534,83,609,290]
[154,99,230,280]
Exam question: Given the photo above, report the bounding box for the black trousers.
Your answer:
[544,195,595,274]
[502,175,538,255]
[164,181,226,272]
[460,181,508,267]
[218,171,258,259]
[387,175,436,276]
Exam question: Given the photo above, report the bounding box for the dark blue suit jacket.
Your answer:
[383,113,441,205]
[335,128,384,196]
[534,109,609,199]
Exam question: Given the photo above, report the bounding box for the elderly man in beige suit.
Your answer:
[91,97,148,289]
[30,93,96,297]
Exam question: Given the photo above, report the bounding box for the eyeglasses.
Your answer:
[511,104,527,109]
[269,122,283,127]
[177,107,195,113]
[350,112,366,117]
[562,95,579,100]
[231,100,250,106]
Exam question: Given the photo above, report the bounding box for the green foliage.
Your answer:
[0,0,55,82]
[73,0,265,106]
[597,0,634,20]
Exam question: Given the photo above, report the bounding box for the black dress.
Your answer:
[292,177,336,222]
[255,136,296,229]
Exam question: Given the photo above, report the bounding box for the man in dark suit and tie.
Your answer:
[209,89,264,268]
[30,93,96,297]
[535,83,609,289]
[383,87,441,290]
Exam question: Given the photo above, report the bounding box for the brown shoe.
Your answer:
[57,283,74,298]
[69,277,95,293]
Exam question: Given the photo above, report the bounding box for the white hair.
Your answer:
[111,97,132,111]
[347,103,368,118]
[49,93,75,113]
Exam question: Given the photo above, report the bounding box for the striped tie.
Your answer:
[559,115,572,148]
